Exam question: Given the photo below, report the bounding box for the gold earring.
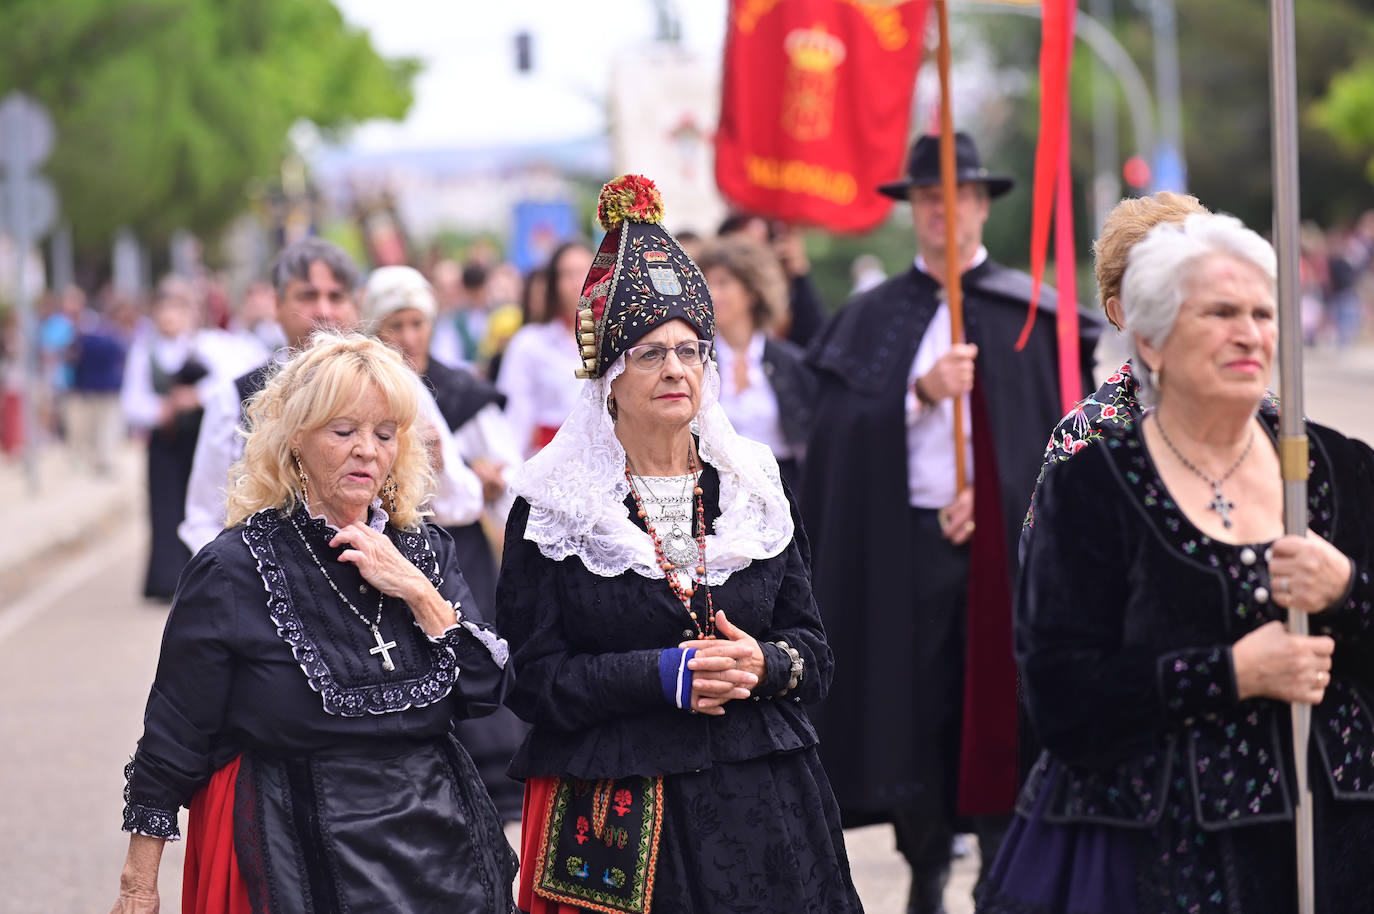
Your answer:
[383,475,399,514]
[292,449,309,505]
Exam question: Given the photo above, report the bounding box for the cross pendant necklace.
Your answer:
[1207,483,1236,529]
[1155,415,1254,531]
[368,625,399,672]
[288,513,397,672]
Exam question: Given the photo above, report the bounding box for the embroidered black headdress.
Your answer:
[573,174,715,379]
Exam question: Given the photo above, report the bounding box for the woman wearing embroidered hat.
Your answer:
[496,175,863,914]
[109,332,516,913]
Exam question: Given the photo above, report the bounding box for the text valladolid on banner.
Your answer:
[715,0,930,233]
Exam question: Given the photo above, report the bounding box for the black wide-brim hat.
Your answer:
[877,131,1015,201]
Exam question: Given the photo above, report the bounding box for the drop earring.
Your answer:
[383,475,399,514]
[292,449,310,506]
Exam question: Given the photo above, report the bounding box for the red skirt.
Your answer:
[518,776,584,914]
[183,756,256,914]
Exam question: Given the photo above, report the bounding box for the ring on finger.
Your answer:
[1278,577,1289,593]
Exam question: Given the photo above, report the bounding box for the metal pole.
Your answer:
[1150,0,1187,190]
[1089,0,1119,234]
[1269,0,1314,911]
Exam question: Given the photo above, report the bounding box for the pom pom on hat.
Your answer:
[597,174,665,231]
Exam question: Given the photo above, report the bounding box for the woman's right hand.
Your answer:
[1231,619,1334,704]
[109,887,159,913]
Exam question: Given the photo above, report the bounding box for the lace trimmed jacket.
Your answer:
[1017,414,1374,831]
[122,506,511,839]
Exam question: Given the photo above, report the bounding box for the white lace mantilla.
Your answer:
[510,357,794,584]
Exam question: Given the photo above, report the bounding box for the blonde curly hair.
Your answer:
[224,331,435,530]
[1093,191,1209,328]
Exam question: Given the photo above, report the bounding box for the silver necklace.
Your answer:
[287,512,398,671]
[1154,416,1254,530]
[628,460,698,568]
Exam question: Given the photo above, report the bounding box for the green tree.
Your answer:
[1313,52,1374,189]
[0,0,417,255]
[1123,0,1374,231]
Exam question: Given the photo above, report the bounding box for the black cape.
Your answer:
[801,260,1101,822]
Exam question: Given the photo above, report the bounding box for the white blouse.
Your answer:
[495,322,584,459]
[713,331,792,460]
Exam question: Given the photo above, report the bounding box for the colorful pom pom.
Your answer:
[597,174,665,231]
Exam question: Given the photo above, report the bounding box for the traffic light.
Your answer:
[515,32,532,73]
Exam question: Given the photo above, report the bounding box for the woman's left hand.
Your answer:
[680,611,767,712]
[1269,530,1353,614]
[331,523,430,602]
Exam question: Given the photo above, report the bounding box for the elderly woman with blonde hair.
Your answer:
[110,331,516,914]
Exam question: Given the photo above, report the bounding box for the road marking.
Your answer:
[0,534,139,644]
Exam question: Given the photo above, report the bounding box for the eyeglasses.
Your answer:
[625,339,712,370]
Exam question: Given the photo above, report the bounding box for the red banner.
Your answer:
[715,0,930,233]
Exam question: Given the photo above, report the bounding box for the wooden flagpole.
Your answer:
[934,0,968,492]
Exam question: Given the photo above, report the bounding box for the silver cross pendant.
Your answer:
[368,625,398,672]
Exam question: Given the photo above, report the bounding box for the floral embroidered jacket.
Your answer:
[1017,414,1374,831]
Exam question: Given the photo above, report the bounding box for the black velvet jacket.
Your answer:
[1017,415,1374,830]
[496,463,833,780]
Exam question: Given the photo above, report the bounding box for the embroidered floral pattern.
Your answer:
[1024,362,1139,532]
[1160,646,1233,720]
[1137,786,1226,914]
[1313,678,1374,798]
[242,508,460,718]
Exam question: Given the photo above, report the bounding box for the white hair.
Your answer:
[1121,212,1276,405]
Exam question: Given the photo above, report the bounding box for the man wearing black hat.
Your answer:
[801,132,1101,913]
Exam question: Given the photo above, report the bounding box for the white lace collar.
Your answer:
[509,356,794,583]
[302,497,390,533]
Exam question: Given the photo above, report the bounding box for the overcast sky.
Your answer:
[331,0,730,151]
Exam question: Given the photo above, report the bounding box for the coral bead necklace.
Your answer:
[625,449,715,639]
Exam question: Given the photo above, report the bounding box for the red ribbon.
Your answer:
[1017,0,1082,411]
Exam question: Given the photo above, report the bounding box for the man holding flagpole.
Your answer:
[802,131,1100,914]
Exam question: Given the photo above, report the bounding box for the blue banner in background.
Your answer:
[510,200,579,272]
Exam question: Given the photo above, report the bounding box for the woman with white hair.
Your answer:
[979,213,1374,914]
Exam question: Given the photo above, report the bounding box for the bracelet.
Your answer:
[773,640,804,696]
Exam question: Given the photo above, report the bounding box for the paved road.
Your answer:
[7,342,1374,913]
